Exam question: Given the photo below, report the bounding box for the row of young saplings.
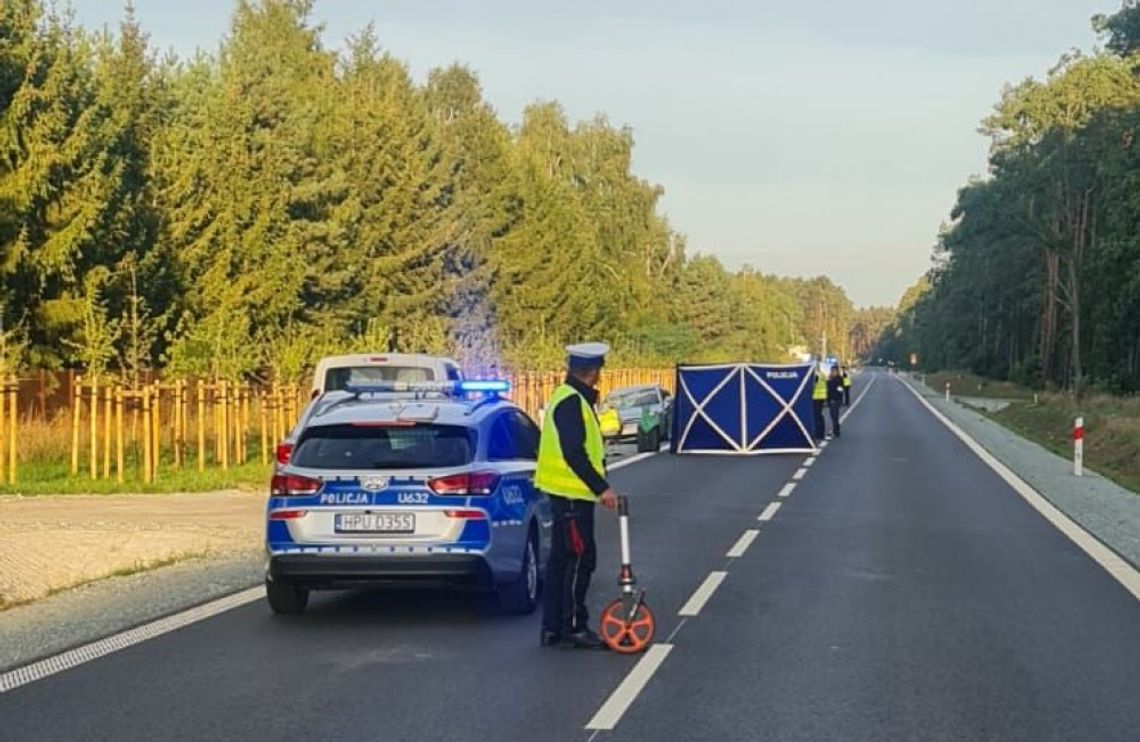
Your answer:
[64,368,675,483]
[68,377,309,483]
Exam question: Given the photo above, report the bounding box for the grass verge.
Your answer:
[919,371,1140,494]
[0,460,270,496]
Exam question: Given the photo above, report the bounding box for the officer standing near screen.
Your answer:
[812,363,828,444]
[536,342,619,650]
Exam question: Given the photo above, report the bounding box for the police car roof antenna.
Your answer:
[599,496,656,654]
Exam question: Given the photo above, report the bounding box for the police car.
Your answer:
[265,380,551,616]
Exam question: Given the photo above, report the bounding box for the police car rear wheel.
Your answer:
[500,532,539,615]
[265,578,309,615]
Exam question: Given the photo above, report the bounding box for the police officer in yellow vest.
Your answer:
[841,365,852,406]
[812,364,828,444]
[537,342,619,650]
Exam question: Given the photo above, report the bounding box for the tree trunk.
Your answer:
[1039,251,1059,382]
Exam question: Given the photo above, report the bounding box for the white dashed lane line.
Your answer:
[586,644,675,731]
[792,467,807,480]
[726,529,760,558]
[777,482,796,499]
[803,457,816,467]
[678,571,728,617]
[758,502,782,522]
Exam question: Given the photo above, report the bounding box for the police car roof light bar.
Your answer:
[458,379,511,394]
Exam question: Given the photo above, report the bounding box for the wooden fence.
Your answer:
[60,369,675,484]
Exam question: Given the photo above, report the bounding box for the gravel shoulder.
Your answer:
[0,490,265,671]
[904,374,1140,568]
[0,490,263,608]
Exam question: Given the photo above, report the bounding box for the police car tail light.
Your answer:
[269,509,307,520]
[428,471,501,496]
[270,473,322,497]
[444,509,487,520]
[275,442,294,465]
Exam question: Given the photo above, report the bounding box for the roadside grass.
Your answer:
[919,371,1140,495]
[0,459,270,496]
[993,392,1140,494]
[923,371,1035,401]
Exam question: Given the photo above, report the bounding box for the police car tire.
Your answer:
[265,578,309,615]
[499,531,539,615]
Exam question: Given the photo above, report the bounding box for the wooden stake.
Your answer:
[173,379,182,469]
[197,381,206,472]
[71,375,82,476]
[259,390,268,467]
[151,382,160,481]
[115,387,124,484]
[103,384,112,479]
[0,379,7,483]
[141,386,152,483]
[90,377,99,480]
[219,379,229,471]
[7,379,15,484]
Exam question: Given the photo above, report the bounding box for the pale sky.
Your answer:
[72,1,1118,307]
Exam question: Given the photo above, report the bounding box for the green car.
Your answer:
[599,385,674,452]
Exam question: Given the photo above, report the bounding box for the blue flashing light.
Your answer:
[459,380,511,394]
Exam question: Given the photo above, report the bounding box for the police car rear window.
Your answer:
[324,366,435,391]
[292,424,475,470]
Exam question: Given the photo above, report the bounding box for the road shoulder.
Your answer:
[0,553,263,672]
[901,373,1140,570]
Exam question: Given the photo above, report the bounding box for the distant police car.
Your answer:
[265,380,551,616]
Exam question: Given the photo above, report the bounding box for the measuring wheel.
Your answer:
[600,597,656,654]
[598,496,656,654]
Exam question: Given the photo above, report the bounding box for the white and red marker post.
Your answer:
[1073,417,1084,477]
[945,382,951,402]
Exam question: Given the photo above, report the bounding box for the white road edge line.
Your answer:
[897,377,1140,603]
[585,643,674,731]
[777,482,796,499]
[792,467,807,480]
[758,501,782,522]
[0,587,263,694]
[678,571,728,616]
[726,529,760,558]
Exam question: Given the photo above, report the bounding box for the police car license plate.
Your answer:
[335,512,415,534]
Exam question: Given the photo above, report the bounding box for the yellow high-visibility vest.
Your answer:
[842,374,852,388]
[812,375,828,401]
[535,384,605,500]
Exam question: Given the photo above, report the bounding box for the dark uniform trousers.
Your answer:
[542,495,597,635]
[812,400,826,440]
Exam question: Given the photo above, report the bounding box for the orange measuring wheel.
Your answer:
[600,597,656,654]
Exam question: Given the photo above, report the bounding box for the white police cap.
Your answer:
[566,342,610,364]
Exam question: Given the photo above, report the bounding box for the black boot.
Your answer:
[540,629,562,647]
[562,627,608,650]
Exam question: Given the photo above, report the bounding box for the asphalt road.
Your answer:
[2,373,1138,741]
